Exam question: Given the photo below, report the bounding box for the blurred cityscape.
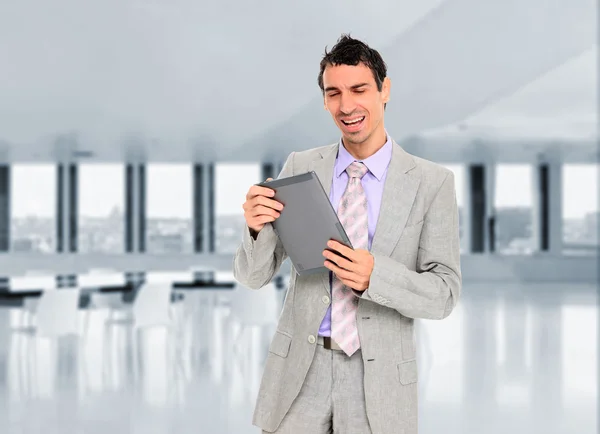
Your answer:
[9,207,598,255]
[11,207,194,254]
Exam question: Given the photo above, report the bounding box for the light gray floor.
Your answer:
[0,282,596,434]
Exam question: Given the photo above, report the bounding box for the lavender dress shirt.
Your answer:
[318,132,393,337]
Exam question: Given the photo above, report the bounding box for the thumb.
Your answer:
[266,177,273,182]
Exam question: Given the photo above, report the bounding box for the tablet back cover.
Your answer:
[257,171,352,275]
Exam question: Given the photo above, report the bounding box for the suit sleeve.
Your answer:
[232,152,295,289]
[359,171,462,319]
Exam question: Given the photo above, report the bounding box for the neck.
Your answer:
[342,128,387,160]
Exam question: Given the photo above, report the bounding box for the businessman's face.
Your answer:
[322,62,390,149]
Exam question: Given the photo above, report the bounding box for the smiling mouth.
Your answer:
[341,116,365,126]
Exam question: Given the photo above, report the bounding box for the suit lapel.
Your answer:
[305,140,420,294]
[370,140,420,257]
[308,144,338,196]
[308,143,339,296]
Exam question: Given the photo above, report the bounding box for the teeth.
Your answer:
[343,117,364,125]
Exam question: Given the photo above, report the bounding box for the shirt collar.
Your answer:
[335,131,392,182]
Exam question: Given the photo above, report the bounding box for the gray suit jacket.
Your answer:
[233,140,462,434]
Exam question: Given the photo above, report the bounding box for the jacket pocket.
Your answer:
[268,331,292,358]
[397,359,418,385]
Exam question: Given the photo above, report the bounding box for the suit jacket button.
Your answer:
[322,295,330,304]
[308,335,316,344]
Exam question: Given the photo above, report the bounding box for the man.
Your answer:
[233,34,461,434]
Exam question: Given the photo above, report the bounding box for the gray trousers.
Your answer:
[263,340,372,434]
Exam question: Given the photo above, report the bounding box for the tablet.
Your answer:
[256,171,353,276]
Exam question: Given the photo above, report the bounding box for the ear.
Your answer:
[382,77,391,103]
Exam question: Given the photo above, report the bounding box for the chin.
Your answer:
[342,129,370,145]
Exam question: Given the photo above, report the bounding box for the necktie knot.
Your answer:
[346,161,368,179]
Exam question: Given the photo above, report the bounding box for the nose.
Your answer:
[339,92,357,115]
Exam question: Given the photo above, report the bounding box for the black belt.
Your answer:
[318,336,343,351]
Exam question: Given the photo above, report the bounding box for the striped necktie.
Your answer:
[331,161,369,356]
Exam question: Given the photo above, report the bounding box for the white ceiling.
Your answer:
[0,0,596,162]
[423,47,598,140]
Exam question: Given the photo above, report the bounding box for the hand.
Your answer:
[322,240,374,292]
[242,178,284,234]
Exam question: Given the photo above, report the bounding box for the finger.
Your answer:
[244,196,277,213]
[338,277,361,291]
[323,249,356,271]
[247,184,276,200]
[327,239,357,260]
[323,247,355,268]
[251,204,281,219]
[258,215,276,223]
[324,259,361,282]
[254,195,284,211]
[247,212,277,225]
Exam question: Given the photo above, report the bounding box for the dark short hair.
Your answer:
[317,34,388,93]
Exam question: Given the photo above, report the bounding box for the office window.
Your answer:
[10,164,57,253]
[146,164,193,254]
[443,164,466,252]
[78,164,125,253]
[562,164,598,255]
[215,163,261,254]
[494,164,534,255]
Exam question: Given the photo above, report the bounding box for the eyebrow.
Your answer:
[324,83,370,93]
